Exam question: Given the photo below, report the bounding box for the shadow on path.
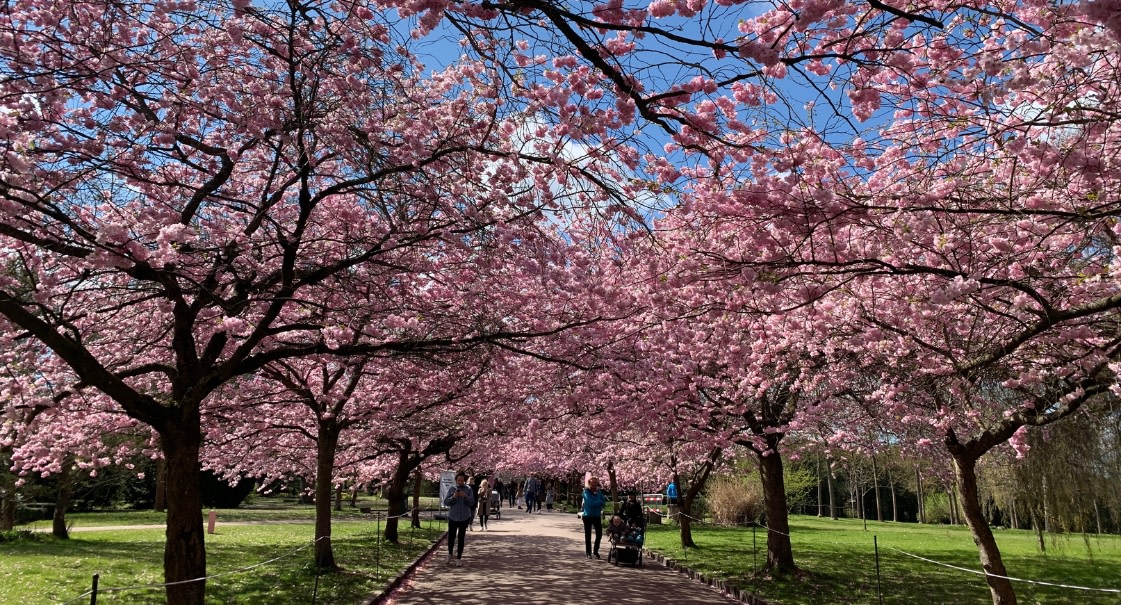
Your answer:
[385,510,739,605]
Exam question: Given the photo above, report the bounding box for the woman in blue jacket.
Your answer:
[443,472,475,565]
[581,476,607,559]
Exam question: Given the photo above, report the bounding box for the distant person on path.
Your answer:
[666,479,679,505]
[524,475,539,513]
[476,479,491,531]
[545,483,556,511]
[622,493,645,528]
[443,472,475,566]
[536,479,546,512]
[580,476,607,559]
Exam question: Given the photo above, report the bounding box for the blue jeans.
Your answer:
[447,519,469,559]
[583,515,602,556]
[525,493,536,512]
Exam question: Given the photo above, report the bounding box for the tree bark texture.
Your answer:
[608,460,619,515]
[314,423,340,569]
[816,457,824,517]
[383,451,413,544]
[954,455,1018,605]
[888,466,897,522]
[52,460,73,539]
[411,468,423,529]
[826,462,836,520]
[916,465,925,524]
[154,457,167,513]
[162,422,207,605]
[872,455,882,522]
[758,453,797,574]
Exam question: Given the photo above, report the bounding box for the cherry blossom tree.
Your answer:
[0,1,634,602]
[201,329,516,564]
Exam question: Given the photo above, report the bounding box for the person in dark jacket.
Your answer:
[622,493,645,528]
[580,476,607,559]
[443,472,475,566]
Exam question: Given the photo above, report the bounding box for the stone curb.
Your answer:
[643,549,774,605]
[363,531,448,605]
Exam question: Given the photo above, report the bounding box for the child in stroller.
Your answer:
[606,515,644,567]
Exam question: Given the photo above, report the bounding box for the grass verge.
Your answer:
[642,515,1121,605]
[0,519,442,604]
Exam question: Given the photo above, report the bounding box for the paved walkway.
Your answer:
[384,509,741,605]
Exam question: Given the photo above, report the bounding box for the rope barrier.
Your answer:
[58,590,93,605]
[58,536,332,604]
[370,507,419,521]
[647,517,1121,595]
[886,547,1121,594]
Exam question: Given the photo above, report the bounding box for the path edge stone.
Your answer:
[643,549,775,605]
[363,531,448,605]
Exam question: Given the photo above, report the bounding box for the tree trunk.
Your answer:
[858,485,864,520]
[872,455,882,522]
[52,460,73,539]
[383,456,411,544]
[0,454,17,531]
[678,494,696,548]
[1094,500,1102,535]
[954,455,1018,605]
[411,468,423,529]
[314,422,340,569]
[162,421,206,605]
[946,486,957,525]
[1041,476,1051,533]
[816,457,824,517]
[916,465,925,524]
[335,483,343,512]
[758,453,797,574]
[859,486,867,531]
[1030,505,1046,552]
[888,466,897,522]
[826,460,836,520]
[154,457,167,513]
[0,491,12,530]
[607,460,619,515]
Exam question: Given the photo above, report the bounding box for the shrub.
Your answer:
[706,474,764,526]
[0,529,42,543]
[923,491,952,524]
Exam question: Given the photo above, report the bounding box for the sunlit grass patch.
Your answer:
[642,515,1121,605]
[0,520,441,605]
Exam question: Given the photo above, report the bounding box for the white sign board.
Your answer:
[438,471,457,509]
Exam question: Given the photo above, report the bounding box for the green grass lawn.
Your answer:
[1,519,442,604]
[642,515,1121,605]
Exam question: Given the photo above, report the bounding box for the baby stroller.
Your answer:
[489,489,502,519]
[606,516,644,567]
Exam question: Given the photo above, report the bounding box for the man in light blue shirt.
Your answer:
[443,472,475,565]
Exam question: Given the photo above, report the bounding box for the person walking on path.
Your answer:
[443,472,475,566]
[545,483,556,511]
[580,476,607,559]
[523,475,539,513]
[477,479,492,530]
